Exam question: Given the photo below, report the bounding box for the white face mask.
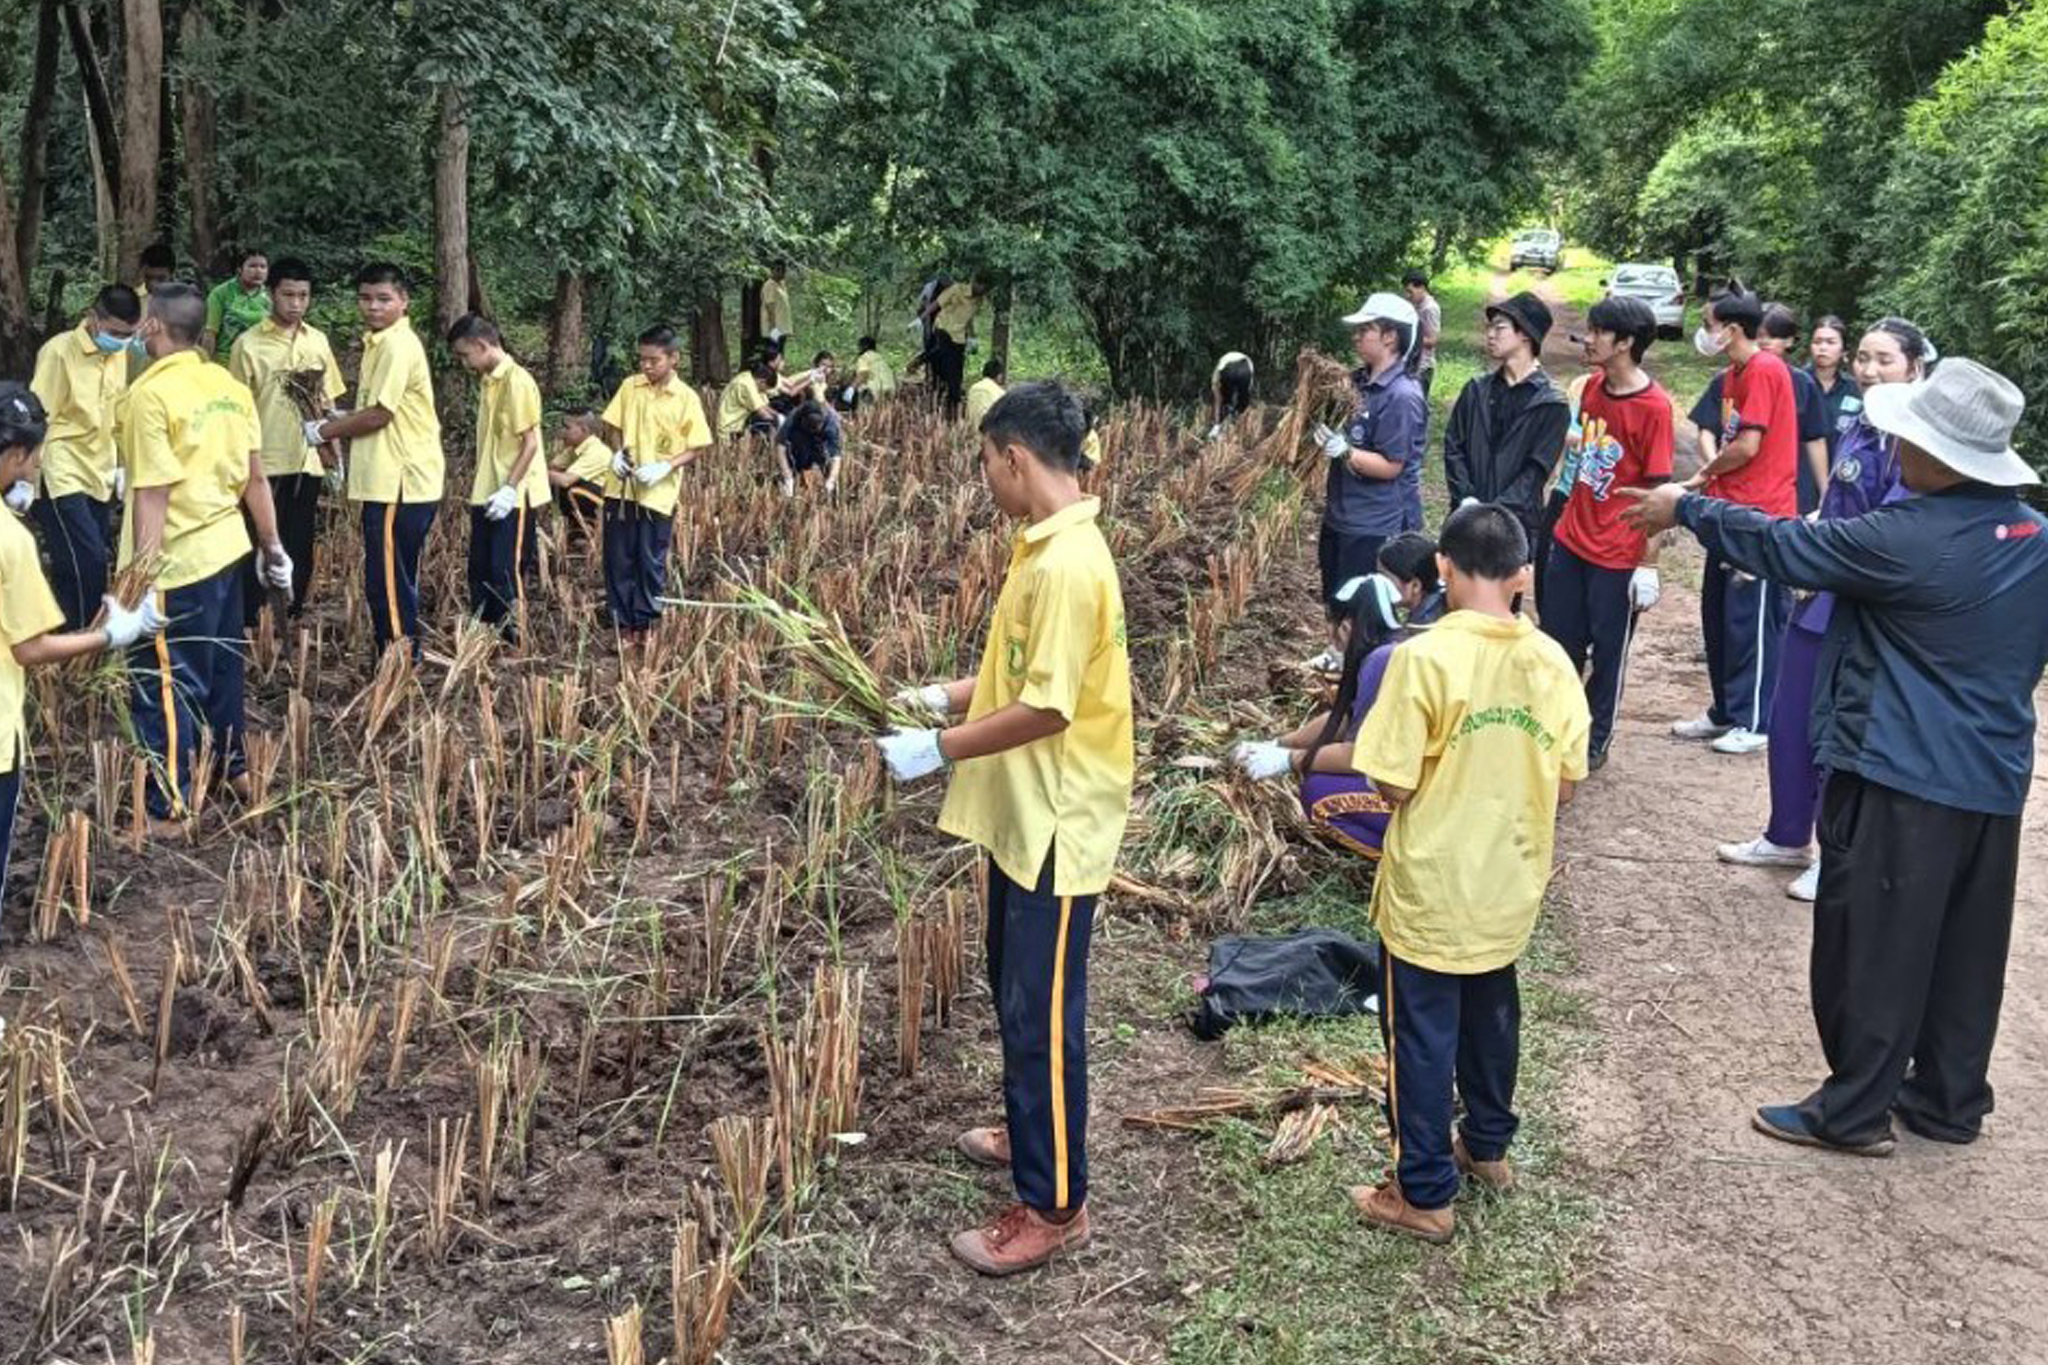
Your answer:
[1693,324,1729,357]
[4,481,35,514]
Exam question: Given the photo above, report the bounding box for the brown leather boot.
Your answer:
[956,1126,1011,1169]
[1453,1135,1514,1192]
[949,1203,1091,1276]
[1348,1181,1454,1244]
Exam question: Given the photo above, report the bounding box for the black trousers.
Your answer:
[1798,772,2023,1145]
[1316,524,1383,616]
[1540,542,1636,755]
[602,499,673,634]
[31,492,113,631]
[243,472,321,626]
[1380,950,1520,1209]
[467,502,537,635]
[986,853,1096,1214]
[930,328,966,416]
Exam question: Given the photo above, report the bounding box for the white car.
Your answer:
[1603,263,1687,338]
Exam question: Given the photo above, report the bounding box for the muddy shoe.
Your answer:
[1348,1181,1454,1244]
[956,1126,1011,1169]
[1453,1135,1514,1192]
[949,1203,1091,1276]
[1752,1104,1895,1158]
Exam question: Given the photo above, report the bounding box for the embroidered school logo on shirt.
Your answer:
[1451,704,1558,751]
[1573,417,1625,500]
[1005,636,1027,674]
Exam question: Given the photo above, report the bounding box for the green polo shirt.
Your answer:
[204,279,272,361]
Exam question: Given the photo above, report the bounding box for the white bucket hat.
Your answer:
[1863,357,2036,487]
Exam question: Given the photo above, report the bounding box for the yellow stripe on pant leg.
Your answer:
[382,502,402,643]
[153,634,184,817]
[1050,894,1074,1209]
[513,503,528,610]
[1384,951,1400,1169]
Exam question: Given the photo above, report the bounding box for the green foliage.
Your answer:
[1870,2,2048,462]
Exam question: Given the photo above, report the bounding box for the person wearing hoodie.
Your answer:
[1441,291,1571,543]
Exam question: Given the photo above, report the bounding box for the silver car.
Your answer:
[1604,263,1687,338]
[1509,229,1563,273]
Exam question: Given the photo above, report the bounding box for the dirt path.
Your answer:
[1546,559,2048,1363]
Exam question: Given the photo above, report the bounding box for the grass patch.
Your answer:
[1165,900,1601,1365]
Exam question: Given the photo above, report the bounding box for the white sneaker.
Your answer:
[1717,836,1812,869]
[1362,993,1380,1016]
[1787,863,1819,902]
[1710,727,1769,755]
[1671,712,1733,740]
[1305,648,1343,672]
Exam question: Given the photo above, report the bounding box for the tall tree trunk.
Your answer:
[0,157,33,375]
[545,269,586,396]
[15,0,61,288]
[689,287,729,388]
[116,0,164,282]
[739,278,762,354]
[990,281,1013,371]
[178,4,218,272]
[63,1,122,277]
[432,83,471,413]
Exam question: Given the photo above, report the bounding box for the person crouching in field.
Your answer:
[548,407,611,543]
[1347,503,1590,1243]
[776,399,842,497]
[600,325,711,642]
[877,380,1133,1276]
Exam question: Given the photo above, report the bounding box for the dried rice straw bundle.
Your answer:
[281,368,333,421]
[1256,348,1357,477]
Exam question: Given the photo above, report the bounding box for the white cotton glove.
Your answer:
[1458,496,1479,510]
[261,542,294,594]
[841,385,858,406]
[611,449,634,481]
[302,418,327,448]
[322,464,345,495]
[485,485,519,521]
[778,474,795,498]
[875,727,946,782]
[893,683,954,720]
[111,467,126,500]
[634,460,673,486]
[1313,423,1348,460]
[1230,740,1294,781]
[1204,423,1223,441]
[1628,566,1661,611]
[101,589,167,649]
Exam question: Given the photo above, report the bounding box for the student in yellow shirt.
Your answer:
[1345,503,1590,1244]
[303,263,444,659]
[599,324,712,638]
[964,358,1006,428]
[118,284,293,828]
[448,315,549,636]
[28,284,140,629]
[919,277,982,416]
[0,385,166,955]
[847,335,896,413]
[879,381,1134,1277]
[717,356,780,445]
[759,262,792,341]
[228,257,343,621]
[548,407,611,542]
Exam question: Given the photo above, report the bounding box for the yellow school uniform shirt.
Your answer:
[938,497,1133,896]
[1350,611,1591,973]
[228,317,346,479]
[716,372,768,440]
[348,317,444,504]
[854,348,896,398]
[1081,430,1104,469]
[560,434,615,484]
[760,278,792,336]
[934,283,977,337]
[600,373,711,517]
[0,509,65,772]
[964,376,1005,428]
[116,351,258,591]
[470,356,550,508]
[30,323,128,501]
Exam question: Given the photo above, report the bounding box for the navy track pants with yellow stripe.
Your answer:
[987,854,1095,1214]
[126,562,248,820]
[1378,951,1521,1210]
[467,502,537,637]
[362,500,438,658]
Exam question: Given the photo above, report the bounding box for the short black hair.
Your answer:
[982,357,1006,381]
[94,284,141,325]
[1402,269,1429,289]
[857,335,878,353]
[147,281,207,345]
[638,324,679,353]
[1377,532,1441,592]
[980,380,1087,472]
[797,399,830,434]
[446,313,501,347]
[1707,286,1763,339]
[1586,295,1657,362]
[356,261,411,292]
[561,405,599,424]
[139,241,175,271]
[1438,502,1529,580]
[747,355,777,382]
[270,256,314,287]
[0,383,48,453]
[1760,302,1800,342]
[812,349,834,366]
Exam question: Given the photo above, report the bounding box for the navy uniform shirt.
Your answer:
[779,407,842,471]
[1328,363,1427,536]
[1679,484,2048,816]
[1808,366,1863,465]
